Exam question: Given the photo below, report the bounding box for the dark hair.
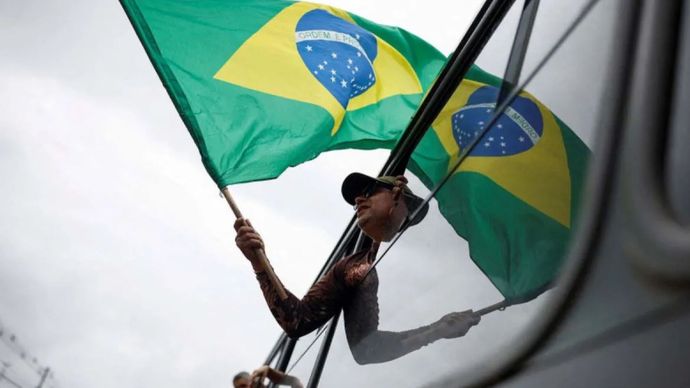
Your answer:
[233,371,250,383]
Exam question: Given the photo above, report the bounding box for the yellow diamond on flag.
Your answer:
[214,2,422,135]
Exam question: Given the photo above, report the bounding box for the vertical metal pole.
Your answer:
[263,334,287,366]
[306,311,341,388]
[267,337,296,388]
[497,0,540,105]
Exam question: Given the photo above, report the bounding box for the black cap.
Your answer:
[341,172,429,226]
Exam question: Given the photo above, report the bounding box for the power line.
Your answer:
[0,360,23,388]
[0,318,58,388]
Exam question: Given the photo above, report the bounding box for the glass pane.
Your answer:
[473,0,525,78]
[505,0,620,358]
[518,0,617,146]
[317,2,530,386]
[519,0,604,94]
[318,0,619,386]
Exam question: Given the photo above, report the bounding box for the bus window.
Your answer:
[314,0,617,386]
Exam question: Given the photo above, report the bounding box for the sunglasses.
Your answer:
[359,181,395,199]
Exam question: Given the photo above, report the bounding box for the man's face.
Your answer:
[354,183,406,242]
[233,376,251,388]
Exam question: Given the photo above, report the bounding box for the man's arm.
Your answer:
[234,218,347,338]
[352,310,480,364]
[344,270,480,364]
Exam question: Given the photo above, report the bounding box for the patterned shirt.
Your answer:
[255,249,436,364]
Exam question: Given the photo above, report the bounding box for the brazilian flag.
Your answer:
[122,0,589,303]
[409,66,590,302]
[121,0,446,186]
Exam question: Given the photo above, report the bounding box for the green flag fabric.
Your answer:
[408,66,590,302]
[121,0,446,186]
[121,0,589,303]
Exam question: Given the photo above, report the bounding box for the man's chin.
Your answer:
[356,217,374,235]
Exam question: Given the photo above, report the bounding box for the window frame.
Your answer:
[262,0,650,386]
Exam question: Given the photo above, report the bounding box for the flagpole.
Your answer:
[222,187,289,301]
[476,299,509,316]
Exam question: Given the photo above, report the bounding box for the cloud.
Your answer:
[0,70,305,387]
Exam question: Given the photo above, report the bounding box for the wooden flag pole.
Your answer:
[222,187,289,301]
[476,299,509,316]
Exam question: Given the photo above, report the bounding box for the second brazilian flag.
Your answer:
[121,0,446,186]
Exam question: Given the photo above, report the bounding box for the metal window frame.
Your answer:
[270,0,690,386]
[498,0,540,106]
[264,0,520,384]
[429,0,647,385]
[626,0,690,284]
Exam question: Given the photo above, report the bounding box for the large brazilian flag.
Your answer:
[409,66,590,302]
[120,0,446,186]
[121,0,589,303]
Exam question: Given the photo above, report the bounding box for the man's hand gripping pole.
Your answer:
[222,187,288,301]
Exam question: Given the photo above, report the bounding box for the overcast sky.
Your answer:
[0,1,613,387]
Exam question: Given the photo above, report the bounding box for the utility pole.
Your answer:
[36,367,50,388]
[0,361,22,388]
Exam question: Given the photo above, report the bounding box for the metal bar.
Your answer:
[267,337,296,388]
[306,311,341,388]
[497,0,540,106]
[263,334,286,366]
[435,0,645,386]
[382,0,517,176]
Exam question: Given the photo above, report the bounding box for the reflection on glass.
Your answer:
[472,0,526,79]
[410,61,590,302]
[245,171,481,385]
[517,0,615,145]
[519,0,602,89]
[318,0,615,386]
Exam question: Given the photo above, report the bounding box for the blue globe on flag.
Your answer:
[296,9,378,108]
[452,86,544,157]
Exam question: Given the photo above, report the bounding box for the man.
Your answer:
[232,367,303,388]
[235,173,480,364]
[232,371,251,388]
